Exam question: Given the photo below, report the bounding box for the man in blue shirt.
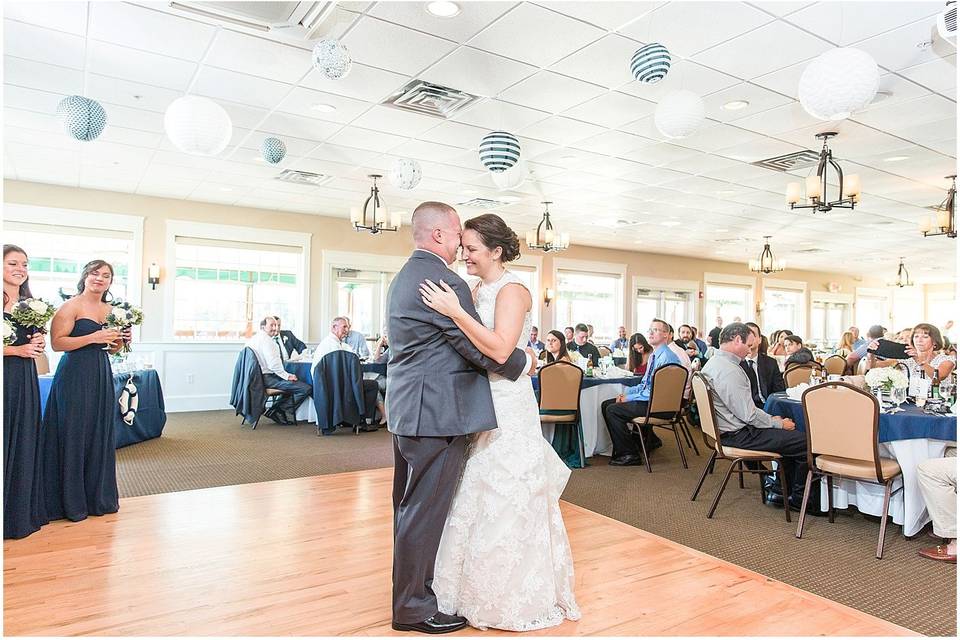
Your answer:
[850,325,867,351]
[609,325,629,351]
[601,319,682,466]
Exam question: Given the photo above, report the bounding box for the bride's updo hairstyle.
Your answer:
[464,214,521,263]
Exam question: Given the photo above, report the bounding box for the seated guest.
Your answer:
[342,316,371,360]
[313,317,382,429]
[850,325,866,350]
[896,327,914,343]
[769,329,792,357]
[677,324,703,359]
[708,316,723,348]
[274,316,306,360]
[563,326,574,343]
[784,335,815,365]
[246,316,311,424]
[586,324,596,344]
[610,326,629,352]
[690,326,708,355]
[567,323,601,365]
[866,323,956,381]
[371,329,389,416]
[846,324,885,371]
[539,330,571,364]
[527,326,545,354]
[835,330,855,358]
[701,323,811,510]
[917,454,957,563]
[627,332,652,376]
[742,322,786,408]
[665,324,694,397]
[601,319,681,466]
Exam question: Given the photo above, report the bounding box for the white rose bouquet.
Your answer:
[3,318,16,346]
[10,297,57,334]
[865,367,908,392]
[105,300,144,354]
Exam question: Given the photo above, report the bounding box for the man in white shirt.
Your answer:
[342,316,371,360]
[313,316,383,430]
[246,316,312,424]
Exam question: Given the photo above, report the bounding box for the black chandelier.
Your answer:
[525,201,569,253]
[351,174,400,234]
[785,132,861,213]
[919,174,956,238]
[889,257,913,288]
[748,236,785,274]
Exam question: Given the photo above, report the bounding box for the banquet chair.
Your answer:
[629,363,689,473]
[689,373,791,522]
[784,362,823,388]
[824,355,847,376]
[598,346,612,358]
[796,382,902,559]
[538,361,585,468]
[229,347,295,429]
[313,350,367,436]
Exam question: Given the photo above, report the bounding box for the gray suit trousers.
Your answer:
[391,433,467,624]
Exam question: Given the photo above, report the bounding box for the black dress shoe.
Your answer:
[609,454,644,466]
[787,495,827,516]
[764,490,785,506]
[359,424,379,432]
[392,612,467,634]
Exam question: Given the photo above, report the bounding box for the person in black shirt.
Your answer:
[566,323,601,364]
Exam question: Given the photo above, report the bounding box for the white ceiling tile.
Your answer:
[618,1,774,58]
[276,87,371,124]
[4,125,81,151]
[548,34,638,89]
[452,99,550,131]
[88,2,217,61]
[369,1,517,43]
[623,141,703,166]
[540,1,660,30]
[570,130,650,156]
[4,57,83,96]
[388,139,468,164]
[87,40,197,92]
[898,55,957,96]
[216,102,272,130]
[853,94,957,133]
[726,102,821,135]
[470,3,604,68]
[86,75,182,113]
[96,126,164,149]
[746,2,814,17]
[194,66,293,110]
[250,111,341,142]
[326,125,408,153]
[205,29,311,84]
[517,116,607,145]
[562,91,656,129]
[306,143,379,167]
[692,21,831,80]
[351,105,441,137]
[301,63,409,102]
[499,71,606,114]
[855,17,955,72]
[4,1,88,35]
[702,82,794,122]
[420,47,537,98]
[783,1,943,46]
[661,153,742,176]
[342,16,457,76]
[619,60,742,102]
[750,59,807,99]
[3,19,84,69]
[619,163,692,185]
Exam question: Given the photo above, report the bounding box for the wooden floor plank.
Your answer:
[4,469,917,637]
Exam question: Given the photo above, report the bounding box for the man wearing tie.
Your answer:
[245,316,312,424]
[740,322,786,409]
[274,316,307,360]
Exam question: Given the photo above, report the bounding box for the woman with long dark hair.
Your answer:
[627,332,652,376]
[42,259,125,521]
[3,244,48,538]
[540,329,571,364]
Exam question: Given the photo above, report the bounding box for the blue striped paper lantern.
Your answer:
[630,43,671,84]
[261,137,286,164]
[56,95,107,141]
[478,131,520,173]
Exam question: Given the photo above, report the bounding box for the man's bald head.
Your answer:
[411,201,462,264]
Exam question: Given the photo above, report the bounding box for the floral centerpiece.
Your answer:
[3,318,16,346]
[10,298,56,334]
[865,367,909,392]
[104,300,144,354]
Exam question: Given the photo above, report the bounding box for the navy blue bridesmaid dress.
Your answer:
[42,318,118,521]
[3,313,48,539]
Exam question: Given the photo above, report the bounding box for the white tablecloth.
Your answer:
[293,371,380,425]
[541,381,631,457]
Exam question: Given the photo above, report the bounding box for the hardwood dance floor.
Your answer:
[4,468,916,637]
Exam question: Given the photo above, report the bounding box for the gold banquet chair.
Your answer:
[796,382,903,559]
[689,373,792,522]
[538,361,585,468]
[823,355,847,376]
[629,363,689,473]
[783,362,823,388]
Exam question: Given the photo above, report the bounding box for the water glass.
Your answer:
[889,386,906,413]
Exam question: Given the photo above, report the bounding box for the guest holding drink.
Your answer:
[539,330,571,364]
[627,332,652,376]
[3,245,48,539]
[42,259,126,522]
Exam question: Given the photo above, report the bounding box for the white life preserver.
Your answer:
[118,374,138,426]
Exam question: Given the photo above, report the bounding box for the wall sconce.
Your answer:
[147,262,161,290]
[544,287,554,307]
[756,301,766,314]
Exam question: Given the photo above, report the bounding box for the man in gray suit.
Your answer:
[387,202,534,634]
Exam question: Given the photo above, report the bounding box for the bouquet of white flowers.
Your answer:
[105,300,144,354]
[865,367,908,391]
[10,297,56,333]
[3,318,16,346]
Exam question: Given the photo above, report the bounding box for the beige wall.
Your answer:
[4,179,894,341]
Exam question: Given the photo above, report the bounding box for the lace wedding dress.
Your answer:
[433,270,581,631]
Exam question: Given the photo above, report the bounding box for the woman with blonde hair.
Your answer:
[836,331,855,358]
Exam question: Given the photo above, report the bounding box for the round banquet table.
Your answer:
[284,360,386,423]
[764,392,957,536]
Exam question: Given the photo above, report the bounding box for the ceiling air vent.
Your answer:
[275,169,333,186]
[938,1,957,42]
[752,149,821,172]
[168,2,340,39]
[457,197,510,209]
[382,80,482,119]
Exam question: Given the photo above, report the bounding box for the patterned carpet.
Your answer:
[117,411,956,637]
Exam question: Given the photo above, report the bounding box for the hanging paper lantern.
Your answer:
[491,159,527,191]
[799,48,879,121]
[261,137,287,164]
[312,39,352,80]
[56,95,107,141]
[630,43,672,84]
[478,131,521,173]
[164,96,233,156]
[654,90,705,139]
[389,158,422,190]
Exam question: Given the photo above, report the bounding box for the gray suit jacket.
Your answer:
[386,251,527,437]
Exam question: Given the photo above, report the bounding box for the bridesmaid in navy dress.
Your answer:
[43,259,125,521]
[3,244,48,539]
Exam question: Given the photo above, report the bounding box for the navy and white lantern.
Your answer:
[630,43,672,84]
[389,158,422,190]
[56,95,107,141]
[478,131,521,173]
[261,137,287,164]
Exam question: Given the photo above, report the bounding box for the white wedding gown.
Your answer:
[433,270,581,631]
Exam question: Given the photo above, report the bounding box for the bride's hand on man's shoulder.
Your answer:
[419,279,463,318]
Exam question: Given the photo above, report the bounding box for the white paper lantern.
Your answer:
[261,137,286,164]
[389,158,422,190]
[630,43,671,84]
[654,90,705,139]
[491,159,527,191]
[164,96,233,156]
[56,95,107,141]
[479,131,521,173]
[312,39,352,80]
[799,47,879,121]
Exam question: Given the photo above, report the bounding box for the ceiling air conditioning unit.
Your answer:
[168,1,339,40]
[938,1,957,45]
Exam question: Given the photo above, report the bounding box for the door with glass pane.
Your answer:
[334,268,396,340]
[636,288,693,333]
[810,300,851,348]
[704,283,752,327]
[763,288,804,336]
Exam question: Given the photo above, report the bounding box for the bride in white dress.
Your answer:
[419,213,580,632]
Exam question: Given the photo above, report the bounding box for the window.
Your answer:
[635,288,694,334]
[334,268,395,339]
[704,283,753,327]
[456,263,540,329]
[763,287,804,336]
[554,268,623,344]
[4,222,133,303]
[856,292,889,330]
[173,237,303,340]
[810,298,852,347]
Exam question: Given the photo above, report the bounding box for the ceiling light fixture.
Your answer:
[785,132,861,213]
[526,201,569,253]
[889,257,913,288]
[722,100,750,111]
[919,174,957,238]
[311,103,337,113]
[748,236,785,274]
[426,1,461,18]
[350,174,401,235]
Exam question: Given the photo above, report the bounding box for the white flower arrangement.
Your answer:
[3,319,16,346]
[10,297,56,332]
[865,366,908,391]
[105,300,144,355]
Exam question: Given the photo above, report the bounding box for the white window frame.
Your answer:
[164,220,311,341]
[760,277,808,337]
[552,257,627,337]
[631,276,700,332]
[855,287,892,328]
[3,203,145,304]
[321,250,408,340]
[703,272,757,327]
